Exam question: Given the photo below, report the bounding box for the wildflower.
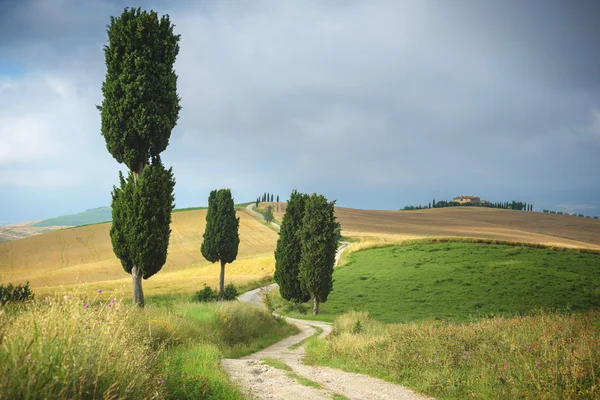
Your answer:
[84,304,89,309]
[159,379,165,385]
[110,299,115,303]
[108,304,112,308]
[97,289,102,294]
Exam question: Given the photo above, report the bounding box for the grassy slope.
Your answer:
[0,290,297,399]
[305,311,600,399]
[278,242,600,323]
[0,209,277,294]
[31,207,113,227]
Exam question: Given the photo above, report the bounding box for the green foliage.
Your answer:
[201,189,240,265]
[274,190,311,303]
[295,242,600,323]
[299,194,338,311]
[110,158,175,279]
[98,7,181,174]
[0,282,33,305]
[264,205,274,224]
[194,284,218,302]
[193,283,239,303]
[223,282,239,300]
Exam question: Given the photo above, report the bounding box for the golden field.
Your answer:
[0,209,277,294]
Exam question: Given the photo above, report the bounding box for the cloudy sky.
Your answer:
[1,0,599,224]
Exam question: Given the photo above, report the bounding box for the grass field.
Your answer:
[273,241,600,323]
[0,209,278,295]
[0,287,297,399]
[305,310,600,399]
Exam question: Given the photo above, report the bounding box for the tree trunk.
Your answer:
[130,161,146,307]
[218,260,225,302]
[131,265,145,307]
[313,295,320,315]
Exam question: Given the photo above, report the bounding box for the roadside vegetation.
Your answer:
[0,288,297,399]
[305,310,600,399]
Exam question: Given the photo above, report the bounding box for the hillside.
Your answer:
[31,206,112,228]
[259,203,600,249]
[0,222,66,243]
[0,209,278,293]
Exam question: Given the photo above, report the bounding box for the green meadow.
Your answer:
[274,241,600,323]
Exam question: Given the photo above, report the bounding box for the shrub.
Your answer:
[223,283,239,301]
[194,283,238,302]
[194,284,218,302]
[0,282,33,305]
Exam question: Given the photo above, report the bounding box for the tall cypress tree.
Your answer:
[201,189,240,301]
[298,193,337,315]
[274,191,310,302]
[99,8,180,307]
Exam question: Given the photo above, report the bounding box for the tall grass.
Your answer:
[0,288,297,399]
[305,311,600,399]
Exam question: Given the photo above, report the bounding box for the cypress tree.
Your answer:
[201,189,240,301]
[277,195,279,203]
[271,194,274,202]
[298,193,337,315]
[99,8,180,307]
[432,199,436,208]
[274,191,310,302]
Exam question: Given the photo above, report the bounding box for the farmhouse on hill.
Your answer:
[454,195,490,205]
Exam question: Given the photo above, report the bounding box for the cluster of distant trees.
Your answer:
[402,200,534,211]
[542,210,599,219]
[256,192,279,206]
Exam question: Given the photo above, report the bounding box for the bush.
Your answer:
[223,283,239,300]
[0,282,33,305]
[194,283,238,302]
[194,285,218,302]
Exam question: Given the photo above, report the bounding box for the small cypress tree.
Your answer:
[432,199,436,208]
[271,194,274,202]
[264,205,274,224]
[277,195,279,202]
[298,193,337,315]
[274,190,310,303]
[201,189,240,301]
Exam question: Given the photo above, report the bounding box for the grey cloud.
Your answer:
[1,0,599,223]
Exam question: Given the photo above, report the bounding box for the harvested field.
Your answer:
[0,209,278,292]
[265,203,600,249]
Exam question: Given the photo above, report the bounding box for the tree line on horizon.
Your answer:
[256,192,279,206]
[402,199,534,212]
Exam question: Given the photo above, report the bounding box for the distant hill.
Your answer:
[32,207,113,228]
[260,202,600,249]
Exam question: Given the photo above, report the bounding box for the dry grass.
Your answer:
[306,310,600,399]
[0,209,278,292]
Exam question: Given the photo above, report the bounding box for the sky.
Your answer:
[1,0,599,224]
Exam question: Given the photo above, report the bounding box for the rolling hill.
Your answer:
[258,203,600,249]
[0,208,277,294]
